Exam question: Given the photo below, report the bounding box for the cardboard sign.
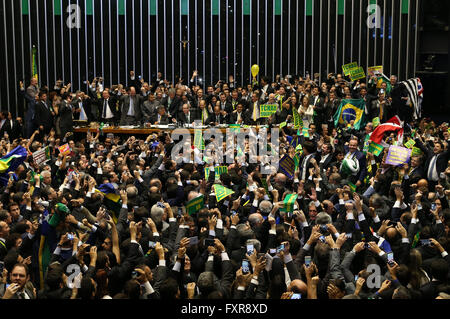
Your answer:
[33,147,51,166]
[186,195,205,215]
[385,146,412,166]
[404,139,416,149]
[58,144,71,156]
[205,166,228,180]
[368,141,384,157]
[279,155,295,179]
[342,62,359,76]
[350,67,366,81]
[213,185,235,202]
[260,104,278,118]
[368,66,384,77]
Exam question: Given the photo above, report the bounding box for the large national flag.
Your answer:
[369,115,404,147]
[0,146,28,185]
[333,99,366,130]
[376,74,392,95]
[95,183,122,223]
[400,78,423,120]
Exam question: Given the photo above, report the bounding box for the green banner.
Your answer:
[86,0,94,15]
[243,0,251,15]
[402,0,409,14]
[21,0,29,15]
[186,195,204,215]
[338,0,345,15]
[282,194,298,213]
[54,0,62,15]
[293,108,302,129]
[350,67,366,81]
[205,166,228,181]
[181,0,189,15]
[368,141,384,156]
[212,0,220,15]
[342,62,358,76]
[194,129,205,150]
[149,0,157,15]
[213,185,235,202]
[260,104,278,118]
[404,139,416,149]
[306,0,313,16]
[274,0,282,16]
[229,124,241,133]
[31,46,38,81]
[118,0,126,15]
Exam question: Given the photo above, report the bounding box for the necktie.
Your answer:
[187,113,190,123]
[428,155,438,181]
[379,101,383,120]
[103,100,108,118]
[237,113,241,122]
[128,98,135,116]
[79,102,87,121]
[253,103,258,122]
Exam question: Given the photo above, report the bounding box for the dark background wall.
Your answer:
[0,0,434,118]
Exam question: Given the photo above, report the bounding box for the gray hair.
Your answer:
[236,224,254,240]
[246,239,261,253]
[150,205,164,224]
[197,272,216,295]
[315,212,332,225]
[259,200,273,215]
[370,194,384,208]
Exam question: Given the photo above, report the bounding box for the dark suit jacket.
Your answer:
[58,100,75,137]
[206,113,227,126]
[309,95,325,123]
[95,96,120,122]
[120,95,143,124]
[72,98,93,122]
[34,101,54,133]
[228,111,246,125]
[150,114,170,125]
[415,138,450,178]
[0,119,21,141]
[162,96,182,117]
[177,110,199,125]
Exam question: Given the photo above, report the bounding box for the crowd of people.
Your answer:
[0,68,449,300]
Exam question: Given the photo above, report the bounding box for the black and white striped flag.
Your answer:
[400,78,423,120]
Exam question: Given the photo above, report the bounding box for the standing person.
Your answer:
[120,87,143,126]
[142,93,161,124]
[21,77,39,138]
[34,92,54,136]
[96,90,119,125]
[58,93,77,138]
[72,91,92,122]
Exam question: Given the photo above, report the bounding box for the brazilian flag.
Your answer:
[334,99,366,130]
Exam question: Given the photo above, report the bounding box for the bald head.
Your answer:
[288,280,307,295]
[386,227,398,240]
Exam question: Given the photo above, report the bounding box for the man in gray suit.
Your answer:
[120,87,143,126]
[24,77,39,138]
[0,264,36,299]
[141,93,161,124]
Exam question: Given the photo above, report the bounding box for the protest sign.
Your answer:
[33,147,51,166]
[186,195,205,215]
[260,104,278,118]
[279,155,295,179]
[385,146,412,166]
[342,62,358,75]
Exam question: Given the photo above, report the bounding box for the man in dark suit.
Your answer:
[0,264,36,299]
[309,87,325,125]
[228,103,246,125]
[245,93,262,126]
[96,90,119,124]
[342,137,367,187]
[419,258,449,299]
[177,103,199,125]
[0,221,9,261]
[128,70,143,92]
[58,93,76,138]
[299,141,318,182]
[206,105,227,126]
[72,91,92,122]
[415,136,450,189]
[218,93,233,115]
[259,76,275,103]
[151,106,170,125]
[162,88,182,119]
[197,100,211,125]
[402,155,425,199]
[370,91,392,123]
[316,142,335,173]
[120,87,143,126]
[1,112,22,141]
[34,91,54,136]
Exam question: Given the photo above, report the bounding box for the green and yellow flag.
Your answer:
[31,46,38,81]
[186,195,205,215]
[281,194,298,213]
[213,184,235,202]
[293,108,303,129]
[334,99,366,130]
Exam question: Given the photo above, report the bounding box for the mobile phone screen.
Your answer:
[387,252,394,262]
[242,260,250,274]
[277,244,285,253]
[148,241,156,248]
[246,244,254,256]
[305,256,311,267]
[291,293,302,299]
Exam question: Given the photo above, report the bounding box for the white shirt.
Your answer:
[103,99,114,119]
[79,102,87,121]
